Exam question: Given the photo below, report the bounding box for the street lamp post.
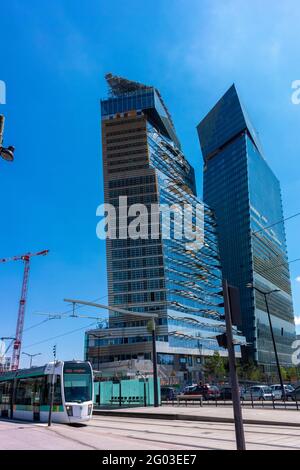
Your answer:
[246,283,285,398]
[22,352,42,368]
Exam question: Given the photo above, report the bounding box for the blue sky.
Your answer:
[0,0,300,368]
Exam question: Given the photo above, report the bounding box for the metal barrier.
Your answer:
[161,396,300,410]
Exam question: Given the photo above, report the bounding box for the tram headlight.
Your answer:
[88,404,93,415]
[66,405,73,417]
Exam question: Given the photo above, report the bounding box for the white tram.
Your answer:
[0,360,93,424]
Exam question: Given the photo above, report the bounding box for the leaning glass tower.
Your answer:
[85,75,244,384]
[197,84,296,368]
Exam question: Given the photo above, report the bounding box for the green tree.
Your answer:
[280,366,288,382]
[286,367,298,382]
[204,352,227,382]
[237,360,264,382]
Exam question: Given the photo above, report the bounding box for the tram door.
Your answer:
[32,378,42,422]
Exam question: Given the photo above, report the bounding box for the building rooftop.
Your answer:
[104,73,176,130]
[105,73,152,96]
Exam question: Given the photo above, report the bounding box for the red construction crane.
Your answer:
[0,249,49,370]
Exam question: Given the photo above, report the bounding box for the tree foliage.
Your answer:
[204,352,227,381]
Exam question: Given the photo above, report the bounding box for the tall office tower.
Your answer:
[197,84,296,368]
[85,74,244,384]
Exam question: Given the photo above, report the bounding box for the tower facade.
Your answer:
[197,85,296,367]
[85,75,244,384]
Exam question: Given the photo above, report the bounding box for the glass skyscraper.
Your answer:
[197,84,296,368]
[85,75,244,384]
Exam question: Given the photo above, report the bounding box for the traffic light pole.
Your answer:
[147,318,159,407]
[151,325,159,407]
[223,279,246,451]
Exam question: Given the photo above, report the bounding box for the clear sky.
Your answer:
[1,0,300,368]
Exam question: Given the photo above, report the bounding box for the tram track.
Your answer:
[91,415,300,439]
[86,417,300,450]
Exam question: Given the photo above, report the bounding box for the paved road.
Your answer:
[96,404,300,426]
[1,416,300,450]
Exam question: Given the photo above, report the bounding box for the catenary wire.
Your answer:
[5,294,109,339]
[23,321,98,349]
[253,211,300,234]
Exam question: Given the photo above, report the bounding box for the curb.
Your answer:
[93,409,300,428]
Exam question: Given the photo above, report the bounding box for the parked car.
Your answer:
[270,384,294,400]
[183,384,221,400]
[182,384,198,393]
[219,385,242,400]
[160,387,178,401]
[291,386,300,401]
[241,385,274,401]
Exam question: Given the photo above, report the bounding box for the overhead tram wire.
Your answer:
[23,318,51,333]
[259,257,300,275]
[34,295,110,324]
[51,293,110,318]
[23,321,98,349]
[6,318,51,340]
[52,292,109,317]
[253,210,300,235]
[4,339,15,357]
[3,319,52,355]
[4,294,109,355]
[250,210,300,276]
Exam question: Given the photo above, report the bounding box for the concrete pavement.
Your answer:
[0,420,90,450]
[1,414,300,450]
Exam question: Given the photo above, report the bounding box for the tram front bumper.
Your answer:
[66,403,93,422]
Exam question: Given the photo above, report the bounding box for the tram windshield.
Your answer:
[63,362,92,403]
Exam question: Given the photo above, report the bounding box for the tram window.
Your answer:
[33,376,46,404]
[43,376,62,406]
[15,378,35,405]
[0,381,12,404]
[64,373,92,403]
[14,376,62,406]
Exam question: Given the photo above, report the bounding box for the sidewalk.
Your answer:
[94,405,300,427]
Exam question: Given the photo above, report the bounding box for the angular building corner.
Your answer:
[85,74,245,385]
[197,84,296,370]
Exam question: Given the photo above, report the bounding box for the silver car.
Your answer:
[270,384,294,400]
[241,385,274,401]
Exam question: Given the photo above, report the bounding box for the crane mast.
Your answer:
[0,250,49,370]
[11,256,30,370]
